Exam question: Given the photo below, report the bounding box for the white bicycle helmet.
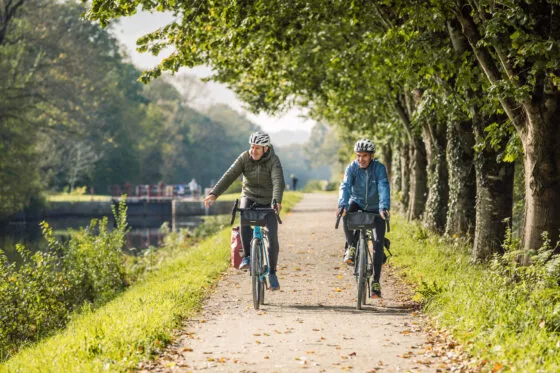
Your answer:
[249,131,271,146]
[354,138,375,153]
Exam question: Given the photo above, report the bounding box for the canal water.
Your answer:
[0,215,208,263]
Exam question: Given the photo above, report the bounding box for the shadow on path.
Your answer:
[263,302,418,316]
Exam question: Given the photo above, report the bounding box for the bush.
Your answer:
[302,179,327,192]
[325,181,339,191]
[0,200,129,361]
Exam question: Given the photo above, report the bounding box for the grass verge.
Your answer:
[389,214,560,372]
[2,192,302,372]
[47,194,112,202]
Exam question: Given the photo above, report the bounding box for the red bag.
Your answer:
[230,226,243,268]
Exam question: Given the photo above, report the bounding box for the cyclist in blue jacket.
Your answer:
[337,139,390,298]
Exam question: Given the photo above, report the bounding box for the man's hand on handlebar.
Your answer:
[380,209,390,220]
[336,206,346,217]
[203,194,217,207]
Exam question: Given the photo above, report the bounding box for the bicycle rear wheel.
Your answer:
[356,232,367,310]
[251,239,262,310]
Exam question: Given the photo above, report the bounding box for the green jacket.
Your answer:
[210,146,285,204]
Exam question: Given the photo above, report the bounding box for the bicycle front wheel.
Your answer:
[251,239,262,310]
[356,233,368,310]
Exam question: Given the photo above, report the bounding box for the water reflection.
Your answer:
[0,215,205,263]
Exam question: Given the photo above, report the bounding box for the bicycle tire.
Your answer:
[251,239,261,310]
[356,232,368,310]
[258,241,265,305]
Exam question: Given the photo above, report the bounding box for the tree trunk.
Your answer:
[454,3,560,254]
[399,141,410,213]
[445,119,476,237]
[520,100,560,254]
[407,137,428,220]
[446,17,512,255]
[422,121,449,233]
[393,94,427,220]
[382,143,393,183]
[472,117,515,261]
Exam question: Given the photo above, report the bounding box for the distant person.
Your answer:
[177,184,185,196]
[188,178,199,199]
[290,174,298,190]
[337,139,390,298]
[203,131,285,290]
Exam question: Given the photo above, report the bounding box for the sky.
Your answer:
[110,11,315,134]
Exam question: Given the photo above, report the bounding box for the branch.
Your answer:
[393,94,413,144]
[0,0,25,45]
[454,1,525,133]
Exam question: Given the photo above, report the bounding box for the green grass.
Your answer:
[389,214,560,372]
[47,194,112,202]
[1,192,303,373]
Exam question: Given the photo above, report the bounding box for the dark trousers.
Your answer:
[343,202,386,282]
[240,197,280,274]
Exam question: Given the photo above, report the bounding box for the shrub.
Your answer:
[325,181,339,191]
[302,179,327,192]
[0,200,129,360]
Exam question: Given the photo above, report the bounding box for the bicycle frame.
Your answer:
[336,210,390,309]
[230,199,281,310]
[252,225,271,281]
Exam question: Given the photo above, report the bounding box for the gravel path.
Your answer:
[139,193,459,372]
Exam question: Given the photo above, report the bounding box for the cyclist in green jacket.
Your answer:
[203,131,285,290]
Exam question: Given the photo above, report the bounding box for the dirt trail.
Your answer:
[140,193,456,372]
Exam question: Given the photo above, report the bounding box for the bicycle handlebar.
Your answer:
[230,199,283,225]
[335,211,342,229]
[334,209,390,232]
[230,199,239,225]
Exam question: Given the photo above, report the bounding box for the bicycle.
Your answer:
[336,210,390,310]
[231,199,282,310]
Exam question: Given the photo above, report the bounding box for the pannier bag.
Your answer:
[240,209,273,227]
[230,226,243,268]
[346,211,378,230]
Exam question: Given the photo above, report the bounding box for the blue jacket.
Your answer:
[338,159,390,212]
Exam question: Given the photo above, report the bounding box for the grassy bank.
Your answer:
[47,194,112,202]
[389,215,560,372]
[1,192,302,373]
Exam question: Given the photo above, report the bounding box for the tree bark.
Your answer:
[422,119,449,233]
[454,2,560,253]
[472,118,515,261]
[447,17,514,256]
[407,137,428,220]
[445,119,476,237]
[394,95,427,220]
[399,141,410,213]
[520,99,560,253]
